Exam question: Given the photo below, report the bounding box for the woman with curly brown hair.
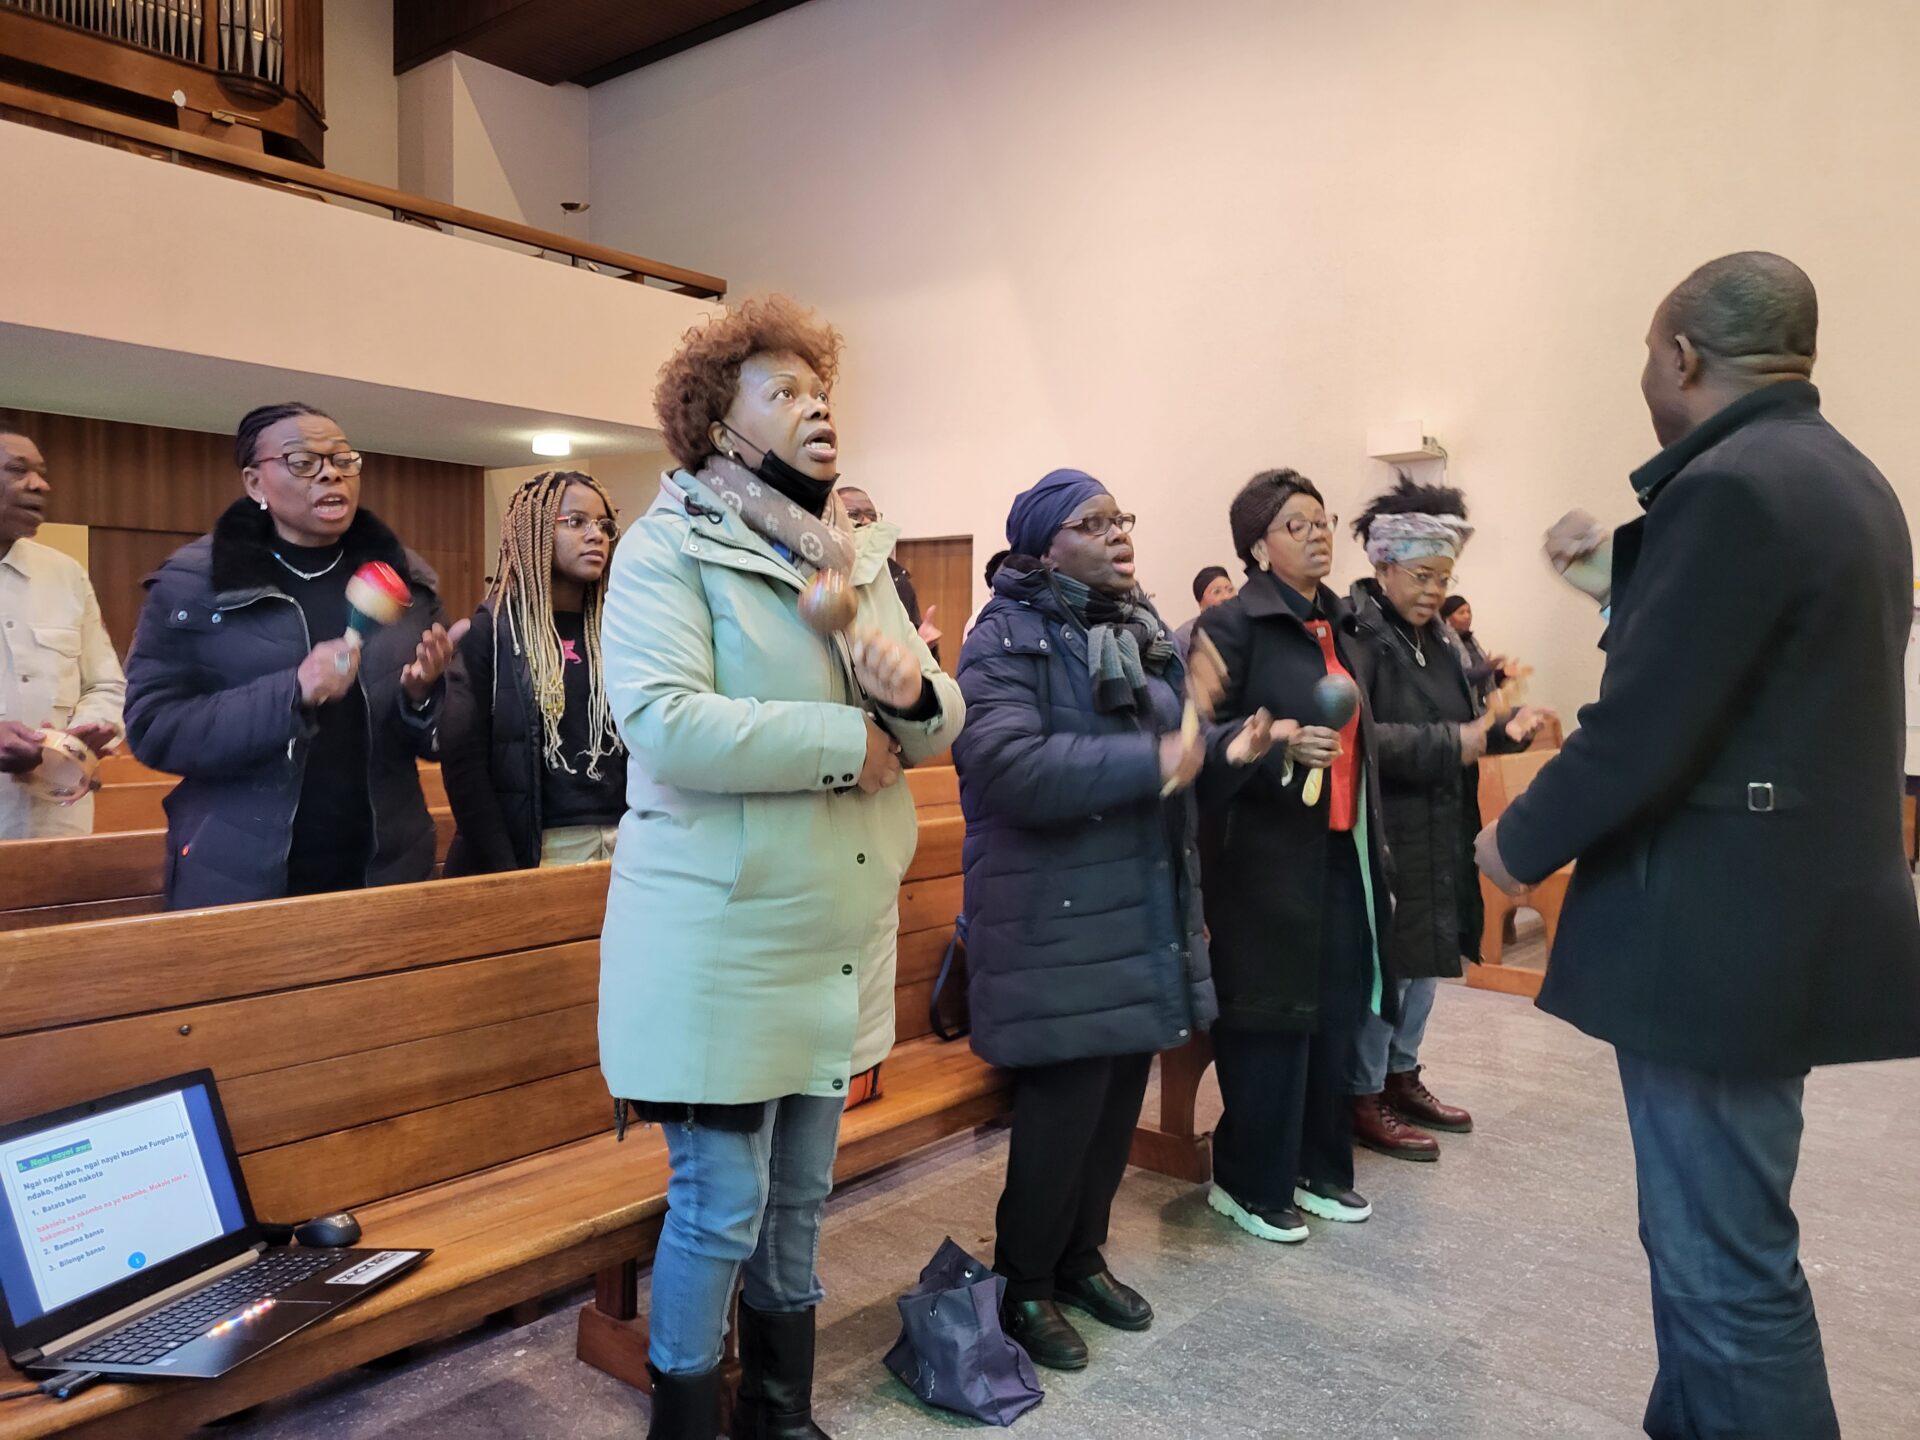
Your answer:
[598,295,963,1439]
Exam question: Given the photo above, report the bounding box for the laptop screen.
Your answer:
[0,1080,248,1327]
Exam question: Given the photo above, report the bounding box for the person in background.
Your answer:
[601,297,962,1440]
[839,484,942,659]
[1195,469,1394,1246]
[1173,564,1237,663]
[1344,478,1549,1161]
[1439,594,1508,705]
[962,548,1011,642]
[444,470,627,872]
[0,417,125,839]
[954,468,1261,1372]
[124,403,462,908]
[1478,252,1920,1440]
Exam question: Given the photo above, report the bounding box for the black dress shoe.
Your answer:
[1001,1298,1089,1371]
[1055,1269,1153,1331]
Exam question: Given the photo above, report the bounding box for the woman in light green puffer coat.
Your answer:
[599,296,962,1440]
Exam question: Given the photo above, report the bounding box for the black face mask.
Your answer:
[721,424,837,518]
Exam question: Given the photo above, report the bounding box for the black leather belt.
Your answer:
[1685,780,1802,814]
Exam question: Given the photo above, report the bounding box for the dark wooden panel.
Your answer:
[0,863,610,1036]
[0,941,600,1124]
[394,0,811,86]
[87,527,199,657]
[238,1066,612,1219]
[895,535,973,668]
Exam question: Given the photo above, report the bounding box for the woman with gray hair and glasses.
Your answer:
[1342,477,1550,1161]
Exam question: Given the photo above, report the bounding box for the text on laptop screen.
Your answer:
[0,1083,246,1324]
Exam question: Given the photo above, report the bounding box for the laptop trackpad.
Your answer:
[143,1300,333,1379]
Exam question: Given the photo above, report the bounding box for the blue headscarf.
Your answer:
[1005,468,1110,558]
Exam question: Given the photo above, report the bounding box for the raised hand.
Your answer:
[402,619,472,702]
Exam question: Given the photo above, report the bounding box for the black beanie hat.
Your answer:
[1229,469,1324,573]
[1191,566,1230,604]
[1440,595,1469,620]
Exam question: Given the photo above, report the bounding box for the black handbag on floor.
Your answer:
[883,1237,1043,1426]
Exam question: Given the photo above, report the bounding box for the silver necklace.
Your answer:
[1395,621,1427,667]
[273,549,343,581]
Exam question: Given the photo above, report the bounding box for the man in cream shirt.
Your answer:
[0,420,125,838]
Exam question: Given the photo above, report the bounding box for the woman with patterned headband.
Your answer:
[1343,477,1551,1161]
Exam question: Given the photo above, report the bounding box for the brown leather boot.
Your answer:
[1384,1067,1474,1134]
[1351,1093,1440,1161]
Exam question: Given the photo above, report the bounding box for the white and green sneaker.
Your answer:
[1207,1184,1309,1243]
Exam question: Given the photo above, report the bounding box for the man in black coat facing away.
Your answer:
[1478,252,1920,1440]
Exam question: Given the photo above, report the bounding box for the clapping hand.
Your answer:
[1226,709,1277,766]
[402,620,471,703]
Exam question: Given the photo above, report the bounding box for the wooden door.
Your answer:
[894,536,974,670]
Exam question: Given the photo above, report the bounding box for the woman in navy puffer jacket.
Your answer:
[953,467,1268,1375]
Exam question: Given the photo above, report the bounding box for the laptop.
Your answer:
[0,1070,428,1381]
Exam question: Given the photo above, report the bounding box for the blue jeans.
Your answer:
[1347,976,1438,1094]
[648,1094,845,1376]
[1616,1050,1839,1440]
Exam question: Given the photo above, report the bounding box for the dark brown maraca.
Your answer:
[798,568,859,636]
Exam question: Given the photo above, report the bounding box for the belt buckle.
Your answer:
[1747,782,1777,814]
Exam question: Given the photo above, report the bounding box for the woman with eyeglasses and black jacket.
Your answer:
[124,402,463,909]
[1193,468,1396,1247]
[444,470,629,872]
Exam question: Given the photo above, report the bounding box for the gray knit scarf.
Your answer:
[1048,570,1176,713]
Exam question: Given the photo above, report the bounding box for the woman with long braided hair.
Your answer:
[443,469,627,871]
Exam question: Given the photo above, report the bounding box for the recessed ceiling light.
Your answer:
[532,432,572,457]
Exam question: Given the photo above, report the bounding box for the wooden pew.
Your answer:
[0,777,989,1439]
[1465,748,1570,1000]
[85,762,449,835]
[0,812,458,931]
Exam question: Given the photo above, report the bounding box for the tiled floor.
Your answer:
[226,966,1920,1438]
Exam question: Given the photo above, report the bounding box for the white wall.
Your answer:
[588,0,1920,716]
[323,0,400,187]
[0,122,714,441]
[400,53,590,233]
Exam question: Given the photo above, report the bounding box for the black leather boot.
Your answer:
[648,1362,722,1439]
[730,1300,830,1439]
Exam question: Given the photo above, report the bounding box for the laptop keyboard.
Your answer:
[64,1250,341,1367]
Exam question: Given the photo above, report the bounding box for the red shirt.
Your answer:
[1306,619,1360,832]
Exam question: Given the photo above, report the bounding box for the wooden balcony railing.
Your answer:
[0,82,728,297]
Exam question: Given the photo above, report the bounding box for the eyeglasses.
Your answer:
[257,450,364,479]
[557,513,619,538]
[1397,563,1454,591]
[1062,512,1137,539]
[1273,514,1337,541]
